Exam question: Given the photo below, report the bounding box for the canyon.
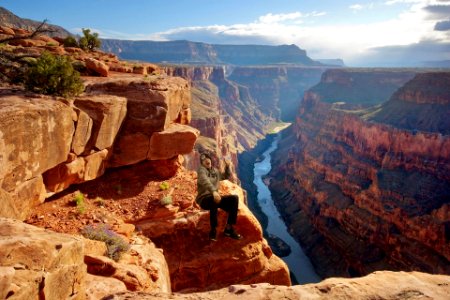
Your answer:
[269,70,450,278]
[1,9,450,299]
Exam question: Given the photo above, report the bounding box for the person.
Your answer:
[196,153,242,241]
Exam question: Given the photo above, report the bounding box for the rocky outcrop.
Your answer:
[269,73,450,278]
[0,217,86,300]
[134,180,291,292]
[104,271,450,300]
[84,75,195,167]
[0,74,198,221]
[0,95,74,219]
[368,72,450,134]
[102,39,320,66]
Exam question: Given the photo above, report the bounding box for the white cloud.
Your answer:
[349,4,364,11]
[258,12,302,24]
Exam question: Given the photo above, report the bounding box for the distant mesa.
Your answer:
[101,39,323,66]
[315,58,345,67]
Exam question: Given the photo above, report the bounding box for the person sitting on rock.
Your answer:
[196,153,242,241]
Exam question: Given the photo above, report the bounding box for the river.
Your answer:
[253,133,321,284]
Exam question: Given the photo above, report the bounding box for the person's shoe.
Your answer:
[224,227,242,240]
[209,229,217,241]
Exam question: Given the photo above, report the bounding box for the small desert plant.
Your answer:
[73,191,85,214]
[160,195,173,206]
[95,197,105,207]
[24,52,84,98]
[159,181,170,191]
[46,42,58,47]
[63,36,78,47]
[81,224,130,261]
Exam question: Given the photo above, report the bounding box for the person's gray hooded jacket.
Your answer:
[196,164,231,205]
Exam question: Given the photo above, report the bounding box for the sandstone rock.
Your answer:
[0,218,86,299]
[85,255,152,291]
[65,47,84,54]
[71,109,93,155]
[148,124,199,160]
[9,38,46,47]
[85,57,109,77]
[133,65,147,75]
[135,181,290,292]
[121,235,171,293]
[74,95,127,153]
[0,96,74,191]
[0,25,15,35]
[12,28,29,35]
[110,133,150,167]
[36,35,60,46]
[43,149,109,194]
[85,274,127,300]
[105,271,450,300]
[84,75,191,129]
[83,238,107,256]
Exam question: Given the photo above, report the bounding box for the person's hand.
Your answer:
[213,191,221,204]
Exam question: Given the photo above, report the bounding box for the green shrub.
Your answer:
[159,181,170,191]
[78,28,101,51]
[24,52,84,98]
[81,224,130,261]
[160,195,173,206]
[63,36,78,48]
[73,191,85,214]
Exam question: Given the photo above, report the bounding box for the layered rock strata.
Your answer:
[0,74,198,221]
[269,73,450,277]
[368,72,450,134]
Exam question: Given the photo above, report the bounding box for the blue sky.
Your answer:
[2,0,450,66]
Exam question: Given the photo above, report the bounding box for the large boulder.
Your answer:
[84,75,192,166]
[0,218,86,300]
[0,95,74,220]
[43,149,110,194]
[73,95,127,154]
[148,124,199,160]
[85,58,109,77]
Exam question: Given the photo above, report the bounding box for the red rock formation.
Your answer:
[102,271,450,300]
[368,72,450,134]
[270,80,450,277]
[134,180,291,292]
[0,217,86,299]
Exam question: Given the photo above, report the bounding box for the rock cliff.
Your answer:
[228,66,326,120]
[368,72,450,134]
[308,68,418,109]
[101,39,320,66]
[269,71,450,278]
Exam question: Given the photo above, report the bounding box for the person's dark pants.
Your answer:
[200,194,239,230]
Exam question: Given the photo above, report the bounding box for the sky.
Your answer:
[1,0,450,66]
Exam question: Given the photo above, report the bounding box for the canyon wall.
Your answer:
[101,39,320,66]
[269,71,450,277]
[228,66,326,121]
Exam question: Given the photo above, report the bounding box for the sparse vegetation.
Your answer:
[24,51,84,97]
[95,196,105,207]
[159,181,170,191]
[81,224,130,261]
[78,28,101,51]
[160,195,173,206]
[73,191,86,214]
[63,36,78,47]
